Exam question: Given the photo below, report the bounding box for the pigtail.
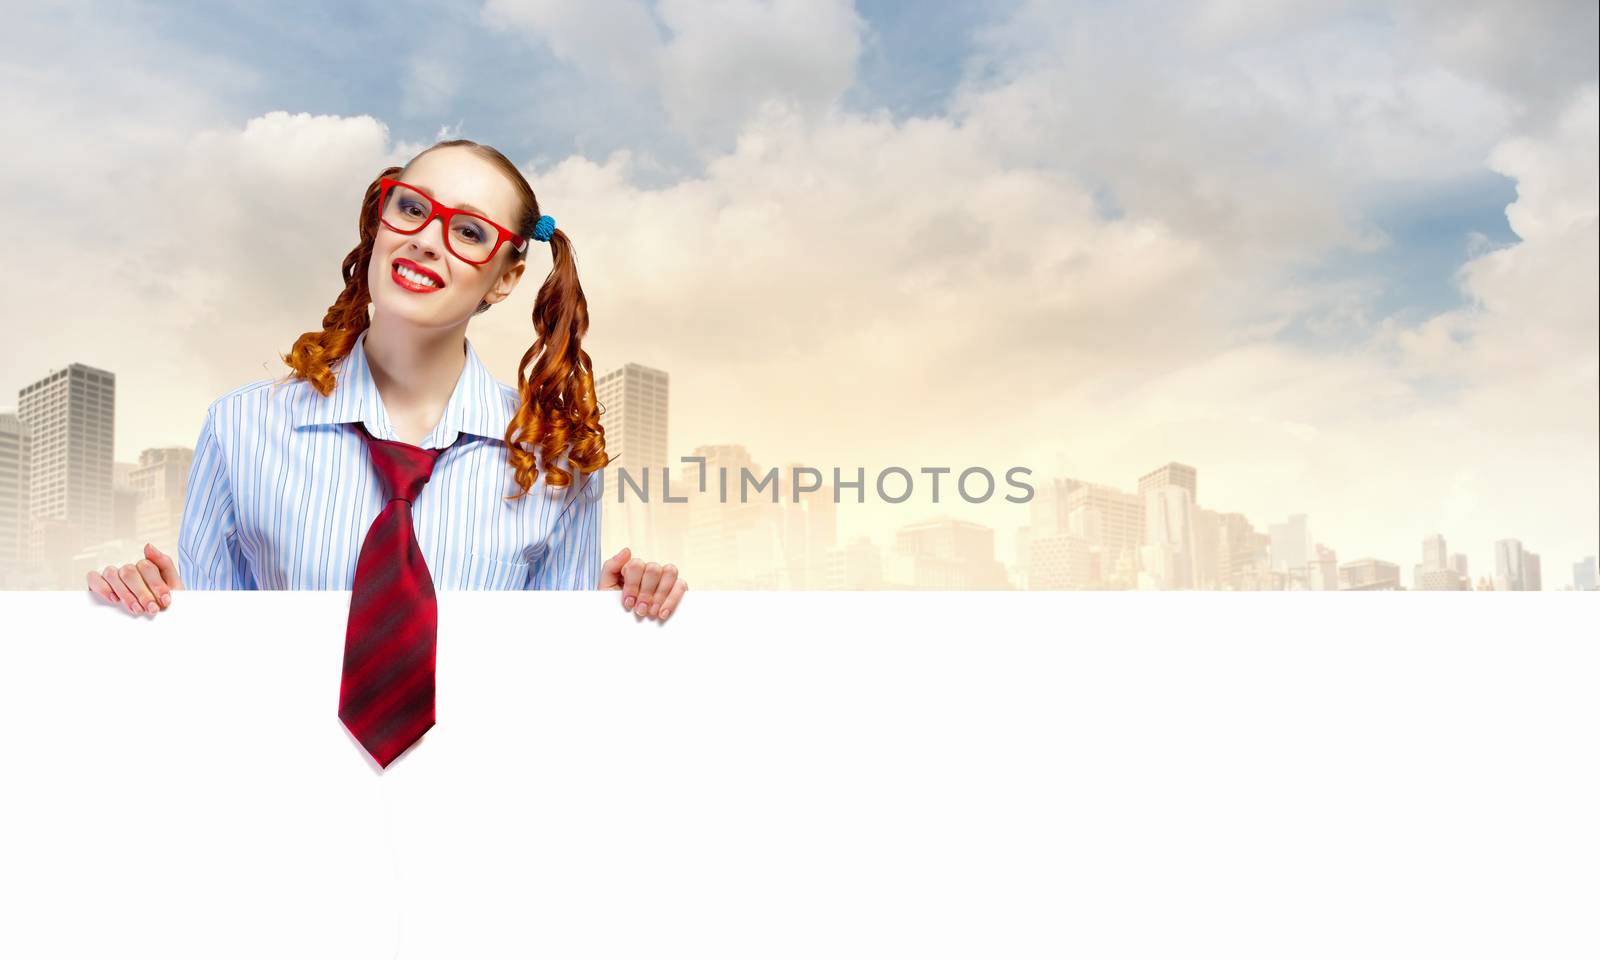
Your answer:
[503,226,610,499]
[277,165,402,396]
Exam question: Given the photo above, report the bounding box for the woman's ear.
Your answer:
[482,259,526,307]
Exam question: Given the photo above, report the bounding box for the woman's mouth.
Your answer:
[392,258,445,293]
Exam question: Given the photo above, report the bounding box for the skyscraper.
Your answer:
[0,412,31,589]
[1025,527,1099,590]
[1417,534,1467,589]
[17,363,116,587]
[1190,506,1222,589]
[1063,480,1144,588]
[678,443,785,588]
[130,447,195,552]
[889,517,1010,590]
[777,461,837,590]
[1308,543,1339,590]
[595,363,670,560]
[1269,514,1310,573]
[1523,551,1542,592]
[1494,539,1527,591]
[1422,534,1448,571]
[1216,512,1271,590]
[1339,557,1401,590]
[1139,485,1197,590]
[1137,462,1197,508]
[1029,476,1085,537]
[823,535,883,590]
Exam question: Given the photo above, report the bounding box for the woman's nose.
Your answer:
[409,216,448,258]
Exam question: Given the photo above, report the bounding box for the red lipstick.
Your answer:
[391,257,445,293]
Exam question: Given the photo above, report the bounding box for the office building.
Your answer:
[18,362,116,587]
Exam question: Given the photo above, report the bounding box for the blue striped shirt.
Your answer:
[177,328,604,591]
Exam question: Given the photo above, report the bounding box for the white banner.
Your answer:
[2,591,1596,958]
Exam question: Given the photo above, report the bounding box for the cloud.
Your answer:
[1,0,1594,578]
[945,0,1521,264]
[654,0,867,150]
[2,107,417,450]
[482,0,867,155]
[501,101,1267,466]
[1399,0,1599,126]
[480,0,667,94]
[1036,83,1599,571]
[1371,86,1599,395]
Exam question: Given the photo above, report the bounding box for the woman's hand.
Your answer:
[87,542,183,616]
[601,547,687,623]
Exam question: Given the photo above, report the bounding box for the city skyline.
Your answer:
[2,353,1593,592]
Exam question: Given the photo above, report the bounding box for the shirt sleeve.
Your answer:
[177,404,256,590]
[528,464,604,591]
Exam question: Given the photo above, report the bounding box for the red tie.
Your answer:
[339,423,452,769]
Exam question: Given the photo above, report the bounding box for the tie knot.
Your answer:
[355,422,446,503]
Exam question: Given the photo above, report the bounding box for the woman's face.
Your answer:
[367,146,527,333]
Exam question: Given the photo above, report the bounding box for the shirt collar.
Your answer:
[291,327,513,449]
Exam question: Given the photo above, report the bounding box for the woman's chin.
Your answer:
[373,293,458,326]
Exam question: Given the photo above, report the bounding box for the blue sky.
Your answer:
[146,1,1008,171]
[1283,171,1520,346]
[139,0,1521,342]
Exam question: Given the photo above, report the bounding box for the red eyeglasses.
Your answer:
[377,177,527,265]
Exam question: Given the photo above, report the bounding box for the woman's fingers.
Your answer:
[89,553,178,616]
[86,568,121,606]
[146,542,183,594]
[633,563,663,617]
[120,562,161,615]
[135,557,175,611]
[101,565,144,615]
[620,558,647,610]
[656,578,688,622]
[622,561,686,621]
[600,547,631,590]
[639,564,677,619]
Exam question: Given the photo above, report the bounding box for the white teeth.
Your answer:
[395,264,439,288]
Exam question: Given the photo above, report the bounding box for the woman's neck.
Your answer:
[361,320,468,446]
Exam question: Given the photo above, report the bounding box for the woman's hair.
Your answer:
[276,139,608,499]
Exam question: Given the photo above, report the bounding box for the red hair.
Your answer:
[276,139,608,499]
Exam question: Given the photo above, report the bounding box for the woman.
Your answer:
[86,138,685,623]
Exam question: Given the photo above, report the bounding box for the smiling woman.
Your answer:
[85,140,689,615]
[85,138,689,768]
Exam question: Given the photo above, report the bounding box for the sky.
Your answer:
[2,0,1596,583]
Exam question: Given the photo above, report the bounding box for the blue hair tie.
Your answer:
[532,214,556,243]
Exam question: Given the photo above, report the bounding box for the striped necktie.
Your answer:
[339,422,454,769]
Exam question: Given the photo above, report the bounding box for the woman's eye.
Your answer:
[400,200,424,217]
[460,226,486,243]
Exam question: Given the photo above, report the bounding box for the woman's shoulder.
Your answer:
[206,374,292,419]
[201,372,320,447]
